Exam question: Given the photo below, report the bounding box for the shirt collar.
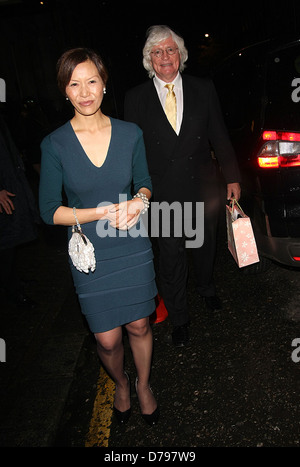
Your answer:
[154,72,182,91]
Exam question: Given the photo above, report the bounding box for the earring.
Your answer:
[66,97,69,101]
[103,88,106,94]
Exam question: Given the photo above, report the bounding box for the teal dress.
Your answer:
[39,118,157,332]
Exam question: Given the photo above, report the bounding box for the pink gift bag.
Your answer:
[226,199,260,268]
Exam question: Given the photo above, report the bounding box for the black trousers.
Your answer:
[154,196,220,327]
[0,247,21,296]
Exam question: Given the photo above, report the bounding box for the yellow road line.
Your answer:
[85,366,115,447]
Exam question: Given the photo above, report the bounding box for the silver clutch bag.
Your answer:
[68,207,96,273]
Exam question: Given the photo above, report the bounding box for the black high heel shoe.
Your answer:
[113,372,131,425]
[135,377,159,426]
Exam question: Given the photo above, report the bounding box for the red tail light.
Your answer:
[280,155,300,167]
[262,131,300,142]
[263,131,277,140]
[258,156,279,168]
[258,131,300,168]
[280,132,300,142]
[293,257,300,261]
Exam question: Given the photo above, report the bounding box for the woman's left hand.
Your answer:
[108,198,144,230]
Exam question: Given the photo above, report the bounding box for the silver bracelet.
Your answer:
[133,192,150,214]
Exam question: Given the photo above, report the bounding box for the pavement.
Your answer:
[1,215,300,448]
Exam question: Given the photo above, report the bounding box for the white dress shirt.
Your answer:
[153,73,183,135]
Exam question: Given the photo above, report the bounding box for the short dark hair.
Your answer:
[56,47,108,96]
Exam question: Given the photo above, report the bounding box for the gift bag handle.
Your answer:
[228,198,245,220]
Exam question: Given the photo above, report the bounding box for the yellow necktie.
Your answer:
[164,83,177,131]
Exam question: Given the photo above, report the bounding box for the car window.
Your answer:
[264,43,300,130]
[213,49,264,131]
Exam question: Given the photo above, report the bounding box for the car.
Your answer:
[213,37,300,270]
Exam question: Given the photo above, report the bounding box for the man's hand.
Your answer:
[0,190,15,214]
[227,183,241,201]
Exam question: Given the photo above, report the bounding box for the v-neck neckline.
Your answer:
[68,117,113,169]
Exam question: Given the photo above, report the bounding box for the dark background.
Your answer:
[1,1,300,448]
[1,0,300,125]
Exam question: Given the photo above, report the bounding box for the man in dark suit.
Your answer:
[124,25,241,347]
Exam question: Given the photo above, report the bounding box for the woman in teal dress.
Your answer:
[39,48,159,425]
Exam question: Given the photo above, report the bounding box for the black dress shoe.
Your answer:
[204,295,222,311]
[113,372,131,425]
[172,324,189,347]
[141,406,159,426]
[135,378,159,426]
[113,406,131,425]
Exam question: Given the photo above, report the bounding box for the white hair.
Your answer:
[142,25,188,78]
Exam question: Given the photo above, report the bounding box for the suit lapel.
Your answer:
[178,75,193,138]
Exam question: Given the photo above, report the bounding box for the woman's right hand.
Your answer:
[104,199,143,230]
[103,203,128,230]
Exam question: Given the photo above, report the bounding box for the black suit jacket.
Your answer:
[124,74,241,204]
